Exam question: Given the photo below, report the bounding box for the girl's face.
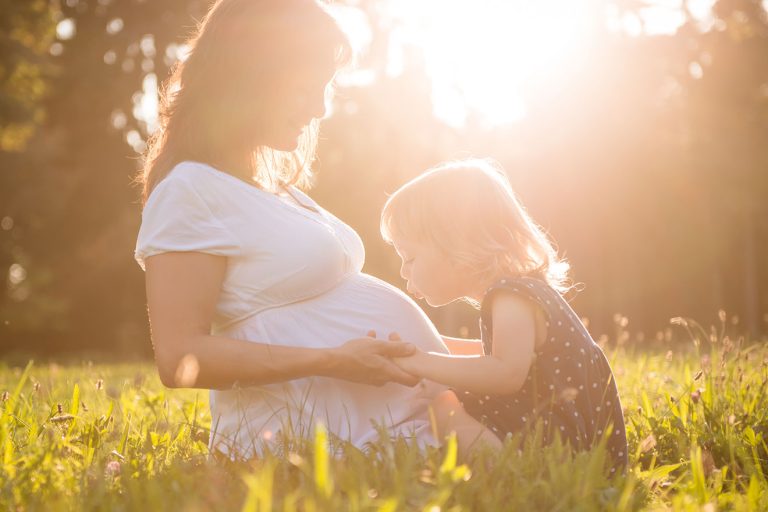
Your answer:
[390,234,474,307]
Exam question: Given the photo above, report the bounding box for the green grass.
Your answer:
[2,320,768,511]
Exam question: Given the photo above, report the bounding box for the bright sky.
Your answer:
[54,0,731,142]
[362,0,720,128]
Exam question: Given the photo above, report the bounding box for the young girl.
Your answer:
[377,158,628,474]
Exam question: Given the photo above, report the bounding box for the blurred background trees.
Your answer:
[1,0,766,357]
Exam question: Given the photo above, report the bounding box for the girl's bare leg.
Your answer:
[430,390,502,459]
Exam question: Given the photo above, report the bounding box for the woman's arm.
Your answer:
[442,335,484,356]
[145,252,419,390]
[391,292,538,395]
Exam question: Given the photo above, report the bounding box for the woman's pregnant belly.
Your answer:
[210,273,448,458]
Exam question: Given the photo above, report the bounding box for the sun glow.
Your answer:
[380,0,594,128]
[117,0,722,150]
[351,0,717,129]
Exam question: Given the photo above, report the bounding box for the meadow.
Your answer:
[1,317,767,511]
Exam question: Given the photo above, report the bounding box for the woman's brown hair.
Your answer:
[137,0,352,204]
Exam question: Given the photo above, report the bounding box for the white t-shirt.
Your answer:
[135,161,447,458]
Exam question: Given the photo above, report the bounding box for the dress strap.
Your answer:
[480,276,555,329]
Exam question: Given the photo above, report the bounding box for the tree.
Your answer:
[0,0,58,151]
[1,0,766,356]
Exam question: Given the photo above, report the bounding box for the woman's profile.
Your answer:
[134,0,447,458]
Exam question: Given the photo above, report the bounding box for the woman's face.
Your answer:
[261,61,337,151]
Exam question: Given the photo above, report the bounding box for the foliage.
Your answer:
[0,0,207,354]
[0,0,58,152]
[2,325,768,510]
[0,0,767,355]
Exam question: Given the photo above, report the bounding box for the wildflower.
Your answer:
[670,317,687,327]
[105,460,121,477]
[50,414,75,423]
[639,434,657,453]
[690,390,701,404]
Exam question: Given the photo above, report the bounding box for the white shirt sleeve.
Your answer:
[134,170,239,271]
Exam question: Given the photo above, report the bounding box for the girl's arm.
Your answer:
[442,335,484,356]
[145,252,419,390]
[393,291,538,395]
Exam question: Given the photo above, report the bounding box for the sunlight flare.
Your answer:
[381,0,594,127]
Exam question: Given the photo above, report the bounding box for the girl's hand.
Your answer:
[328,334,420,387]
[384,331,428,378]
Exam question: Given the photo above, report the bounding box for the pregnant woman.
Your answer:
[134,0,447,458]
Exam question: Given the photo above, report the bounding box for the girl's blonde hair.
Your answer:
[136,0,352,204]
[381,158,571,294]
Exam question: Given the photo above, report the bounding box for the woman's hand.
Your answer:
[327,332,421,387]
[146,253,420,390]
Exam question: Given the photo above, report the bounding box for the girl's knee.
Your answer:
[431,390,462,421]
[433,390,460,407]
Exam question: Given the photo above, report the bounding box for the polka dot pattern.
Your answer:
[457,276,628,474]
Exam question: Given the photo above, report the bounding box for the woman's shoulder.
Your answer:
[161,160,241,189]
[136,161,243,269]
[147,161,257,209]
[147,161,213,197]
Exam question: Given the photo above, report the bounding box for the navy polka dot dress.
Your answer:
[457,276,628,474]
